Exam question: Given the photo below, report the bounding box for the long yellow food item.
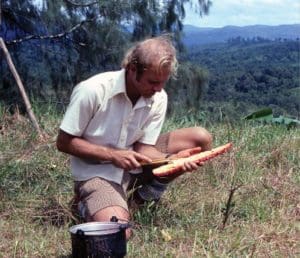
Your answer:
[153,143,233,177]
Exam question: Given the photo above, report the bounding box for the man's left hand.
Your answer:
[174,147,202,159]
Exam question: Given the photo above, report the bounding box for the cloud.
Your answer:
[222,0,283,7]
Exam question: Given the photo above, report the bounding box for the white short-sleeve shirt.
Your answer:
[60,69,167,184]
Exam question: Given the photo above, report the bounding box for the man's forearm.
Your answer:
[57,131,114,162]
[133,142,169,160]
[57,130,152,170]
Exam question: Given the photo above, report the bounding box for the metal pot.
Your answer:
[69,218,129,258]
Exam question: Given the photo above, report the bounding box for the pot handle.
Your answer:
[110,216,131,230]
[119,223,131,230]
[76,229,85,236]
[110,216,118,222]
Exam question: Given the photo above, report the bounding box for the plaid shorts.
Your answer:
[74,132,170,219]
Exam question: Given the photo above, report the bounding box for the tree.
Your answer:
[1,0,212,106]
[166,62,209,113]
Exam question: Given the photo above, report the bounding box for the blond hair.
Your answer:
[121,35,178,78]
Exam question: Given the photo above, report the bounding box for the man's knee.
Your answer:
[167,126,212,153]
[91,206,130,221]
[188,127,213,151]
[91,206,132,240]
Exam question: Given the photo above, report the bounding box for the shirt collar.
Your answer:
[135,96,153,109]
[112,69,154,108]
[112,69,127,96]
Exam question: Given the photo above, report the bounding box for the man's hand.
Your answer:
[111,150,152,171]
[174,147,202,159]
[171,147,204,173]
[138,146,204,184]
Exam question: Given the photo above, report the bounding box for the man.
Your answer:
[57,35,212,238]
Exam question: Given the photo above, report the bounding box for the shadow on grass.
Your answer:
[32,197,81,227]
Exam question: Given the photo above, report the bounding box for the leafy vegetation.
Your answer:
[0,104,299,257]
[244,108,300,127]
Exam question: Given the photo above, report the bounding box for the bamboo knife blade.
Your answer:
[98,158,172,166]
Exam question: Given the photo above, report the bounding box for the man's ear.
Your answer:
[129,63,137,72]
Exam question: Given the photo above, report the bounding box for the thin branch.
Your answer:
[220,184,243,230]
[0,0,2,25]
[64,0,99,7]
[6,17,97,45]
[0,37,44,140]
[219,148,243,230]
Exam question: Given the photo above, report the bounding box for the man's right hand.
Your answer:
[110,150,152,171]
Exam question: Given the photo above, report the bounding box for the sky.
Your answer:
[184,0,300,28]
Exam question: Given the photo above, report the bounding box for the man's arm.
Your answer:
[56,129,152,170]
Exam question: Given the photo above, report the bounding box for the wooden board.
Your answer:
[153,143,233,177]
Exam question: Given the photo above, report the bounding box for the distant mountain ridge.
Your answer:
[182,24,300,46]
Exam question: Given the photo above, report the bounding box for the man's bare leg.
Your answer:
[91,206,132,240]
[161,126,212,154]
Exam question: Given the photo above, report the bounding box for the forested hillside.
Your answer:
[0,0,210,113]
[1,1,299,120]
[184,39,300,119]
[183,24,300,46]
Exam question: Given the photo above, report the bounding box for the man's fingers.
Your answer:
[128,157,141,168]
[177,146,202,159]
[182,160,203,172]
[197,161,205,166]
[188,147,202,155]
[135,153,152,164]
[126,153,148,169]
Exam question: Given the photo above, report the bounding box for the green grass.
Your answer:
[0,104,299,257]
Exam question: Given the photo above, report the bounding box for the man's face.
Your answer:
[131,67,171,98]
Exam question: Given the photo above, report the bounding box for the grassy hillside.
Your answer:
[0,104,299,257]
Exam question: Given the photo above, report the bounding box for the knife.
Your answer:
[98,158,172,167]
[140,158,172,167]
